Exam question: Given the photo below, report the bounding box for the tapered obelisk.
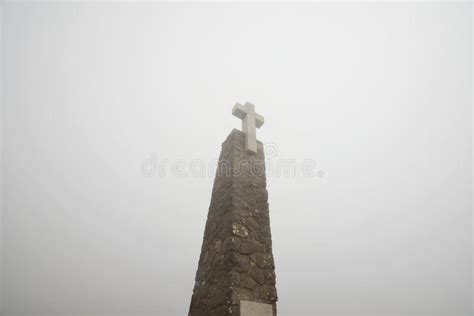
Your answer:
[189,102,277,316]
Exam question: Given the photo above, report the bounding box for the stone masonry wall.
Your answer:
[189,129,277,316]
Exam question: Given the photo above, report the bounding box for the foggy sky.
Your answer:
[2,2,472,315]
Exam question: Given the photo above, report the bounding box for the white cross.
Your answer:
[232,102,264,153]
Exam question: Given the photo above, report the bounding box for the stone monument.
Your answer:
[189,102,278,316]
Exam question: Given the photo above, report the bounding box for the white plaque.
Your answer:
[240,300,274,316]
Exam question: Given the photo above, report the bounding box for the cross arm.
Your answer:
[232,103,247,119]
[255,113,264,128]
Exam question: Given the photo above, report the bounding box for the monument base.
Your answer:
[189,129,278,316]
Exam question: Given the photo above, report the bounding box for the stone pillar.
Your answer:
[189,129,277,316]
